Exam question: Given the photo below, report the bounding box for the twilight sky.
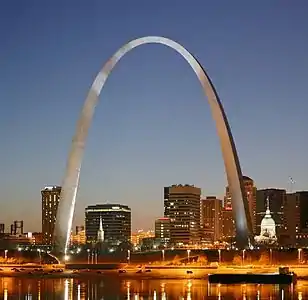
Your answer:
[0,1,307,233]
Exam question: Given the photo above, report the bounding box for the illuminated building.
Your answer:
[254,197,277,245]
[85,204,131,245]
[285,191,308,247]
[70,229,86,245]
[155,218,171,244]
[32,232,43,245]
[0,231,35,249]
[131,230,155,246]
[201,196,222,243]
[256,189,285,244]
[244,176,257,233]
[223,175,257,237]
[41,186,61,245]
[164,184,201,245]
[222,209,235,241]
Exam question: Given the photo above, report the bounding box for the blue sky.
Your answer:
[0,1,307,232]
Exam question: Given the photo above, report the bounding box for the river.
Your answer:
[0,277,307,299]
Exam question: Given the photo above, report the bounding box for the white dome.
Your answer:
[259,207,276,239]
[255,197,277,245]
[261,211,276,228]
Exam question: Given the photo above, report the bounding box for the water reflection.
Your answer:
[3,281,7,300]
[0,277,308,298]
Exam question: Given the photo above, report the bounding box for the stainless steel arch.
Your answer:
[53,36,252,256]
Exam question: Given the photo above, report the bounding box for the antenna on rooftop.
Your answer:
[288,176,295,193]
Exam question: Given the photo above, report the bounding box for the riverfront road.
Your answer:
[2,265,308,279]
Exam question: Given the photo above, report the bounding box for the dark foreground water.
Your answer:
[0,277,307,299]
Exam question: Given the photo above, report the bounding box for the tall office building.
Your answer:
[222,209,235,241]
[223,175,257,237]
[41,186,61,245]
[201,196,222,243]
[285,191,308,247]
[244,176,257,233]
[155,217,171,244]
[85,204,131,245]
[256,189,286,244]
[164,184,201,245]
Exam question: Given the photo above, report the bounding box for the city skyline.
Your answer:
[0,181,305,234]
[1,2,308,232]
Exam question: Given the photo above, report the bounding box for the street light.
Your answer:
[37,249,41,265]
[187,249,191,264]
[242,249,246,265]
[162,249,165,262]
[298,248,302,264]
[87,249,90,264]
[4,250,8,261]
[270,248,273,265]
[218,249,221,264]
[127,250,131,264]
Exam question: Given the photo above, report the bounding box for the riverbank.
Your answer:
[2,265,308,280]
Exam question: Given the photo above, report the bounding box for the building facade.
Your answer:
[223,175,257,238]
[222,209,235,242]
[131,230,155,247]
[201,196,222,243]
[243,176,257,234]
[10,221,24,235]
[164,184,201,245]
[85,204,131,246]
[256,189,286,244]
[155,217,171,244]
[285,191,308,247]
[254,197,277,245]
[41,186,61,245]
[70,226,86,246]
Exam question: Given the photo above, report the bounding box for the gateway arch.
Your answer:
[53,36,252,256]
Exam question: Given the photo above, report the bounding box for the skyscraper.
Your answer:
[223,175,257,237]
[155,217,171,244]
[85,204,131,245]
[41,186,61,245]
[285,191,308,247]
[164,184,201,245]
[201,196,223,243]
[222,209,235,241]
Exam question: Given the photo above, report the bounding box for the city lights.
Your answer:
[64,255,70,262]
[0,1,306,298]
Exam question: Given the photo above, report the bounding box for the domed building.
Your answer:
[254,197,277,245]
